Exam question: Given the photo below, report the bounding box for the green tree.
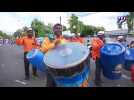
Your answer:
[45,23,53,34]
[31,19,45,37]
[63,25,67,31]
[68,14,79,33]
[126,12,134,33]
[117,12,134,33]
[23,26,28,32]
[68,14,105,36]
[0,31,4,37]
[13,29,23,38]
[80,25,105,37]
[95,26,105,33]
[77,21,84,33]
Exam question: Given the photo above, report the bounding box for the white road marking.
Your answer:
[117,84,121,87]
[122,74,131,80]
[15,80,27,85]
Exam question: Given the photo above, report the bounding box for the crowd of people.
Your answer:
[0,38,15,45]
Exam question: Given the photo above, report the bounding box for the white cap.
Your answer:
[117,36,124,40]
[97,31,105,35]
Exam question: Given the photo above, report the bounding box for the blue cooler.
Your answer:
[100,43,125,80]
[124,48,134,71]
[26,49,45,72]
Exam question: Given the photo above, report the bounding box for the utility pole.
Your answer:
[60,16,61,25]
[60,16,63,32]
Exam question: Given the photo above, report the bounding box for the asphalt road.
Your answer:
[0,44,47,87]
[0,43,134,87]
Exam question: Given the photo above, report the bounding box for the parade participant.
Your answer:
[90,31,105,86]
[69,32,84,44]
[40,23,68,86]
[40,23,67,53]
[117,35,128,48]
[16,28,38,80]
[0,38,2,46]
[129,41,134,48]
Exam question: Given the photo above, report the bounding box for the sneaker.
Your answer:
[33,74,38,77]
[32,74,38,79]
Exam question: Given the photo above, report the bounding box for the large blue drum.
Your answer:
[26,49,45,72]
[124,48,134,71]
[44,43,94,87]
[100,43,125,80]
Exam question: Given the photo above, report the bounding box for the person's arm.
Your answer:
[91,39,100,50]
[15,37,24,46]
[40,37,56,53]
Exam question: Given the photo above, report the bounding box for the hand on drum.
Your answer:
[55,39,61,46]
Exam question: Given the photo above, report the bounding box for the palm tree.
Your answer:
[126,12,134,33]
[117,12,134,33]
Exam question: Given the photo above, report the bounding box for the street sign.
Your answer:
[117,16,127,24]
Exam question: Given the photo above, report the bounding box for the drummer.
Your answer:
[67,32,85,44]
[40,23,67,53]
[40,23,68,86]
[40,24,85,53]
[16,27,39,80]
[90,31,105,86]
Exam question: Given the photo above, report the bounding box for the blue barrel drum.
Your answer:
[100,43,125,80]
[26,49,46,72]
[124,48,134,71]
[44,43,94,87]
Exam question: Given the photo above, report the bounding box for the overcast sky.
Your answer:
[0,12,128,35]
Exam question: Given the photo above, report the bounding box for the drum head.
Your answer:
[125,48,134,61]
[26,49,39,59]
[44,42,89,69]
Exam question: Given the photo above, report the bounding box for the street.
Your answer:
[0,43,134,87]
[0,44,47,87]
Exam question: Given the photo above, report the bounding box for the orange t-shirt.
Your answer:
[16,36,38,52]
[40,37,55,53]
[69,37,84,44]
[91,37,104,61]
[40,35,67,53]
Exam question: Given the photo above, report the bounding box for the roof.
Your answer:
[105,29,128,35]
